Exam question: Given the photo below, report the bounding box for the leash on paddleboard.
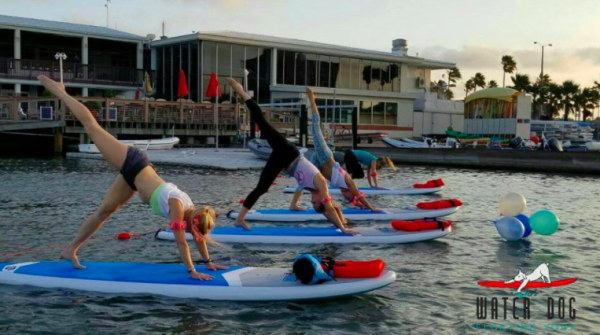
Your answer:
[0,226,163,259]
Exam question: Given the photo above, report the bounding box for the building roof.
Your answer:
[152,31,455,69]
[465,87,522,103]
[0,15,145,41]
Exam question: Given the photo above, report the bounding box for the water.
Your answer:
[1,158,599,334]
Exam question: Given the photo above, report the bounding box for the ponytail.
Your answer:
[185,206,220,246]
[377,157,397,171]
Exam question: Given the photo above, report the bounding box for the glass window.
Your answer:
[202,41,216,100]
[350,58,360,90]
[295,52,306,86]
[319,55,330,88]
[306,54,317,86]
[390,63,401,92]
[190,42,199,102]
[284,51,295,85]
[360,100,372,124]
[316,98,327,122]
[165,46,172,101]
[339,58,350,89]
[232,44,245,78]
[339,100,354,124]
[217,43,231,76]
[373,101,385,124]
[329,56,340,88]
[258,48,272,104]
[371,61,381,91]
[156,47,163,97]
[385,102,397,125]
[382,63,392,92]
[246,46,259,101]
[360,60,371,90]
[276,50,284,84]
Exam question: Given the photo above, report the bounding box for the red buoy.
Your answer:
[272,181,278,185]
[239,199,245,204]
[117,232,131,240]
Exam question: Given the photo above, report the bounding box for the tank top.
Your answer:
[290,156,320,191]
[149,183,194,218]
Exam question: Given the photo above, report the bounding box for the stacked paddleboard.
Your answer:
[282,186,443,195]
[0,262,395,301]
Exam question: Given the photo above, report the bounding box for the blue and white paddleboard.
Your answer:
[0,262,395,301]
[227,207,459,222]
[283,186,443,195]
[155,226,451,244]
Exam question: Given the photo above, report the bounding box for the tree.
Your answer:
[473,73,486,91]
[575,87,600,121]
[501,55,517,87]
[488,80,499,88]
[546,83,564,118]
[448,67,462,87]
[510,74,532,93]
[465,79,475,96]
[446,88,455,100]
[560,80,581,121]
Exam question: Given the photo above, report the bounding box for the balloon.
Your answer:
[530,210,560,235]
[494,217,525,241]
[515,214,532,238]
[499,193,527,216]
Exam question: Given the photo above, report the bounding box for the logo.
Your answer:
[474,263,578,333]
[4,266,16,271]
[295,171,304,185]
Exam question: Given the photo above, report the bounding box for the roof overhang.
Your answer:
[0,24,144,43]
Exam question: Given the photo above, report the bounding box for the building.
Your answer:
[151,31,462,139]
[463,87,532,139]
[0,14,149,106]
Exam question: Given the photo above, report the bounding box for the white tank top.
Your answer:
[291,156,320,191]
[330,163,349,189]
[150,183,194,218]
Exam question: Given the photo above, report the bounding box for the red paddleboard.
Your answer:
[478,278,577,289]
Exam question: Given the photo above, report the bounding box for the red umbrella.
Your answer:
[134,88,140,100]
[205,73,221,98]
[178,70,189,99]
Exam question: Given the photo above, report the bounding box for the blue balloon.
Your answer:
[515,214,532,238]
[494,217,525,241]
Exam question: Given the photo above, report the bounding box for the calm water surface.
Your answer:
[0,157,599,334]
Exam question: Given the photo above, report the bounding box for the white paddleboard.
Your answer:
[0,262,395,301]
[282,186,443,195]
[155,226,451,244]
[227,207,459,222]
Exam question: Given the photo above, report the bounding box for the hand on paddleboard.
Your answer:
[191,271,214,281]
[342,228,360,235]
[289,205,306,211]
[207,262,228,271]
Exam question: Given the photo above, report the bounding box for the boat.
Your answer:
[248,138,308,160]
[382,137,456,149]
[79,137,180,153]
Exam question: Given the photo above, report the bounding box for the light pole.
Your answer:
[534,42,552,118]
[54,52,67,84]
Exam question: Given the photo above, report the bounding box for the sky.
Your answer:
[2,0,600,98]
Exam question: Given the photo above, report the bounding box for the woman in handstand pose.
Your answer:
[290,88,380,211]
[225,78,357,235]
[38,75,225,280]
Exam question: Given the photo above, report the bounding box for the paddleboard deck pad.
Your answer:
[227,207,459,222]
[155,225,452,244]
[478,278,577,289]
[283,186,443,195]
[0,262,396,301]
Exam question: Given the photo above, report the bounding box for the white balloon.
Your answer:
[499,193,527,216]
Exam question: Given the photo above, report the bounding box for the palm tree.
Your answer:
[464,79,475,96]
[488,80,499,88]
[448,67,462,87]
[446,89,455,100]
[575,88,600,121]
[560,80,580,121]
[510,74,532,93]
[501,55,517,87]
[473,73,486,91]
[546,83,564,118]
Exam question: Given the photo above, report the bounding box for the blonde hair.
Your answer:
[377,157,397,171]
[185,206,219,245]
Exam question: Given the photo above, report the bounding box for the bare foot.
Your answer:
[234,219,252,231]
[59,247,86,269]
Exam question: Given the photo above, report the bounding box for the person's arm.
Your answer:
[314,176,358,235]
[370,161,379,188]
[169,199,214,280]
[289,188,306,211]
[192,238,227,271]
[226,78,252,101]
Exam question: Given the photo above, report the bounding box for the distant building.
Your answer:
[464,87,532,138]
[0,15,149,102]
[151,31,463,138]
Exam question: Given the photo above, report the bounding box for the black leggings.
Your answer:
[243,99,299,209]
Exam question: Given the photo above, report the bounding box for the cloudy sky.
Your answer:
[2,0,600,97]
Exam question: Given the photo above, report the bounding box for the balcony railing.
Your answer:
[0,58,151,87]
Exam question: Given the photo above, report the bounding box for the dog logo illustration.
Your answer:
[295,171,304,184]
[478,263,577,293]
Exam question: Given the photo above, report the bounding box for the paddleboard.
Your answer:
[478,278,577,289]
[227,207,459,222]
[282,186,443,195]
[0,262,396,301]
[155,225,451,244]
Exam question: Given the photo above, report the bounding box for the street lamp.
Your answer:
[534,42,552,117]
[54,52,67,84]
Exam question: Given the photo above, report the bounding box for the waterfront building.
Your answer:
[151,31,463,139]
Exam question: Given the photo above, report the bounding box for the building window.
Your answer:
[318,55,330,88]
[385,102,398,125]
[329,56,340,88]
[339,58,350,89]
[373,101,385,124]
[276,50,284,85]
[202,41,217,101]
[246,46,259,101]
[306,54,317,86]
[283,51,295,85]
[390,64,401,92]
[350,58,360,90]
[295,52,306,86]
[360,60,371,91]
[360,100,372,124]
[190,42,199,102]
[258,48,272,104]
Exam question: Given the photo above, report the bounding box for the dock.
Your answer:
[67,148,266,170]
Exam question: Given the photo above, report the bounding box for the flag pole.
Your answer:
[215,93,219,151]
